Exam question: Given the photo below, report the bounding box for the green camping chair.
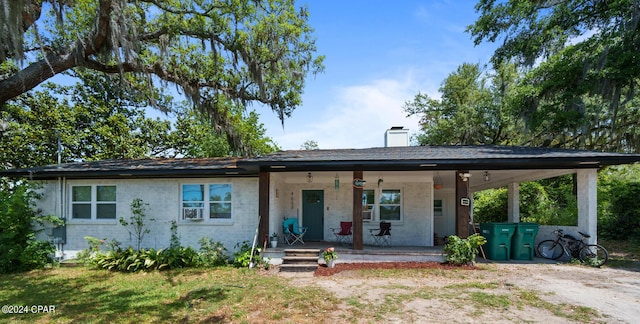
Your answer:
[282,218,308,245]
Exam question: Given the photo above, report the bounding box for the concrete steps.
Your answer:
[279,248,320,272]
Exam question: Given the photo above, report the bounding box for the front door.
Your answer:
[302,190,324,241]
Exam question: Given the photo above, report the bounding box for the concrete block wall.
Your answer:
[34,177,259,259]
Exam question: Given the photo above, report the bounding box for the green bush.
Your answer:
[198,237,228,266]
[90,246,202,272]
[232,241,268,269]
[600,182,640,240]
[443,234,487,266]
[84,235,229,272]
[0,183,60,273]
[473,180,578,226]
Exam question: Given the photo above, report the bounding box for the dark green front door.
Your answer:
[302,190,324,241]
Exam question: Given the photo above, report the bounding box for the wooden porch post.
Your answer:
[455,170,470,238]
[258,171,270,247]
[352,170,364,250]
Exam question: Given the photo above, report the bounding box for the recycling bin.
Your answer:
[510,222,540,260]
[479,222,516,261]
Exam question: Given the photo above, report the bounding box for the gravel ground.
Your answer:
[282,261,640,323]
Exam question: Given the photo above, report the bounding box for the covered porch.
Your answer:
[239,146,637,250]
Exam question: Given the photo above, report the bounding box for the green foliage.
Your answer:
[83,235,229,272]
[474,179,578,226]
[197,237,229,267]
[404,62,522,146]
[600,181,640,240]
[232,241,268,269]
[473,188,508,223]
[0,72,279,172]
[468,0,640,152]
[2,0,324,154]
[90,245,202,272]
[18,233,56,271]
[119,198,154,251]
[443,234,487,266]
[169,220,180,249]
[0,183,58,273]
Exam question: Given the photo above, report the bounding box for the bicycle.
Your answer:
[536,229,609,267]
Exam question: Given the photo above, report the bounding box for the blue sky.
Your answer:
[258,0,499,150]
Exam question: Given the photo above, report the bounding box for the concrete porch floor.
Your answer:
[261,241,446,265]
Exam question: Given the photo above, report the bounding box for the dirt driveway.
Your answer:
[286,262,640,323]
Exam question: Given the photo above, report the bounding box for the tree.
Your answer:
[468,0,640,151]
[119,198,154,251]
[172,107,279,158]
[1,71,279,170]
[403,62,521,145]
[0,74,177,169]
[0,0,324,154]
[300,139,318,150]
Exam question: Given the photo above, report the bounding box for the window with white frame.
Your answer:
[71,185,116,219]
[181,184,232,220]
[362,189,375,221]
[379,189,402,221]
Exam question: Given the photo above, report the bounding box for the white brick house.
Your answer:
[2,143,640,259]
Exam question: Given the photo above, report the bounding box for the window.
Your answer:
[182,184,232,220]
[434,199,443,217]
[71,185,116,220]
[209,184,231,219]
[362,190,375,221]
[379,189,402,221]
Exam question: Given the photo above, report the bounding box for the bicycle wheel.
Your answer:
[537,240,564,260]
[579,244,609,267]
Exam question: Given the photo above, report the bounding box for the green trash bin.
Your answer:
[479,223,516,261]
[511,223,540,260]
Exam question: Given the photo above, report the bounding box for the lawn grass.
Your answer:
[0,266,337,323]
[3,239,636,323]
[600,239,640,269]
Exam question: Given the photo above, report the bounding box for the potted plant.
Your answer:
[270,232,279,248]
[322,247,338,268]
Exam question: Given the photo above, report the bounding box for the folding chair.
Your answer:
[282,218,307,245]
[330,221,352,245]
[369,221,391,247]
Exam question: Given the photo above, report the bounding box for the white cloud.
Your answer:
[264,74,429,150]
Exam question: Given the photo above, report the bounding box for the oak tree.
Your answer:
[0,0,323,154]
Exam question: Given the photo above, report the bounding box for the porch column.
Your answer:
[455,170,470,238]
[507,182,520,223]
[577,169,598,244]
[258,171,270,247]
[352,170,364,250]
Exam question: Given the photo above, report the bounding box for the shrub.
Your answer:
[198,237,228,267]
[232,241,268,269]
[0,183,60,273]
[443,234,487,266]
[600,182,640,240]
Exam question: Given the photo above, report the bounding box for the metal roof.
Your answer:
[2,146,640,179]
